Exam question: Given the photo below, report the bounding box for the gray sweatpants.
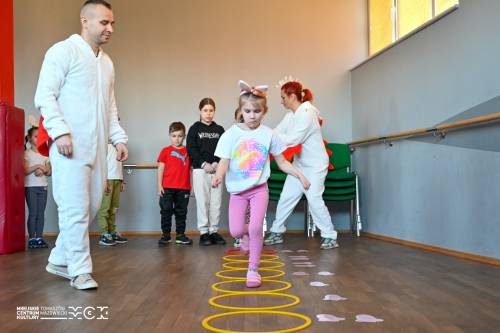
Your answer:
[25,186,48,238]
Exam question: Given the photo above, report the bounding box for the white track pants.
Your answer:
[192,169,223,234]
[270,168,337,239]
[47,144,106,277]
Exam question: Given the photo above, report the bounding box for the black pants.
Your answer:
[25,186,48,238]
[159,188,189,235]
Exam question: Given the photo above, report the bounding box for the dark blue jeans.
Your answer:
[25,186,48,238]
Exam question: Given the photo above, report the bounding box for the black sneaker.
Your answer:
[158,234,171,246]
[210,232,226,245]
[112,232,128,244]
[199,233,212,246]
[99,234,117,246]
[175,234,193,245]
[28,238,38,249]
[36,238,49,248]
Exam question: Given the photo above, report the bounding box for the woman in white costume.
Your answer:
[34,0,128,289]
[264,81,338,249]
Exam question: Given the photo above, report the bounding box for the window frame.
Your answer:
[363,0,459,68]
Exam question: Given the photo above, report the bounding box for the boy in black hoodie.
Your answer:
[187,98,226,246]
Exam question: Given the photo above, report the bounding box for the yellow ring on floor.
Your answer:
[223,261,285,270]
[211,279,291,294]
[201,310,312,333]
[215,268,286,280]
[223,254,280,263]
[208,292,300,311]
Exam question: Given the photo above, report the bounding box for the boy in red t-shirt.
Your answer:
[157,122,193,245]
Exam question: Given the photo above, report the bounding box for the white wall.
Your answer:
[15,0,367,233]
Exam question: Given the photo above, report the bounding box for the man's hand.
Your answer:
[115,143,128,161]
[55,134,73,157]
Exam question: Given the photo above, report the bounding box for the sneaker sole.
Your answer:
[320,244,339,250]
[46,264,71,280]
[98,241,117,246]
[70,281,98,290]
[114,240,128,244]
[176,241,193,245]
[264,239,284,245]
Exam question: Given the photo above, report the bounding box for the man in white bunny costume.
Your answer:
[34,0,128,289]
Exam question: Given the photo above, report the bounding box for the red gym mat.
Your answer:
[0,103,25,254]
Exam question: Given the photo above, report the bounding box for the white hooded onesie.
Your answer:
[34,34,128,277]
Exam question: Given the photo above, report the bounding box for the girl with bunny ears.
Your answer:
[212,81,310,288]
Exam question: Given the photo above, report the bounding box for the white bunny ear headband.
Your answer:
[28,115,38,127]
[238,80,268,97]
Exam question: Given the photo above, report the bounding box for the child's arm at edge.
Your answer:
[211,158,229,188]
[157,162,165,196]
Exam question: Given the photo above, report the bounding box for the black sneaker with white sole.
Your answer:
[209,232,226,245]
[99,234,116,246]
[199,233,212,246]
[37,238,49,248]
[175,234,193,245]
[158,234,171,246]
[112,232,128,244]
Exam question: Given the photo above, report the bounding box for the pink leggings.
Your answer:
[229,183,268,270]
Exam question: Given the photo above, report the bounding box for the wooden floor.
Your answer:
[1,234,499,333]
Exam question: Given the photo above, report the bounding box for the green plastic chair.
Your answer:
[321,143,361,236]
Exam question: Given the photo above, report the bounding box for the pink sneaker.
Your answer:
[246,270,261,288]
[240,234,249,254]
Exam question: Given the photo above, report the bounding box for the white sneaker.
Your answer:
[46,263,71,280]
[70,274,98,290]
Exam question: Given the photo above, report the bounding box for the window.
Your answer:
[369,0,459,55]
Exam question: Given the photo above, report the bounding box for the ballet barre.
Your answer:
[349,112,500,148]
